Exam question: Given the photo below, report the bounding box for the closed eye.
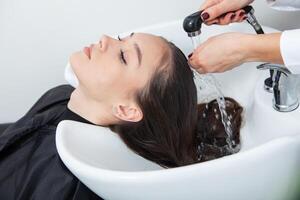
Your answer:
[119,50,127,65]
[117,34,133,65]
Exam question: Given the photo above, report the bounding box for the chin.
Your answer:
[70,51,89,70]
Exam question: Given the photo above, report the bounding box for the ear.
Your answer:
[112,104,143,122]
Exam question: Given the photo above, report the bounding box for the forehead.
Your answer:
[133,33,170,68]
[134,33,166,46]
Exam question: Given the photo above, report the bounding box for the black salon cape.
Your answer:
[0,85,104,200]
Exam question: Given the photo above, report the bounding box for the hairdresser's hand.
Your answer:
[200,0,254,25]
[189,32,283,73]
[188,32,250,73]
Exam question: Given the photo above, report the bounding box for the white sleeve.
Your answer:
[280,29,300,74]
[64,62,79,88]
[266,0,300,11]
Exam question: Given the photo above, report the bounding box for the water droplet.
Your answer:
[212,125,217,130]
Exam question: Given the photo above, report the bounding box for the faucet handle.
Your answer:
[257,63,291,76]
[257,63,299,112]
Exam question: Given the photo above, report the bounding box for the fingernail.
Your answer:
[201,12,210,20]
[230,14,236,20]
[242,16,247,20]
[239,11,245,17]
[212,22,218,25]
[188,53,193,58]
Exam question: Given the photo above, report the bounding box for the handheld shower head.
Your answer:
[183,10,204,49]
[183,10,204,37]
[182,6,258,38]
[182,5,264,50]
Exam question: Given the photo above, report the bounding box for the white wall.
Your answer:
[1,0,300,123]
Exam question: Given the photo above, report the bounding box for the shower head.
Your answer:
[183,10,204,37]
[182,5,257,37]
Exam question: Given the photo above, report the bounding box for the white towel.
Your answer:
[64,62,79,88]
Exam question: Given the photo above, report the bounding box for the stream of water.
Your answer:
[190,36,240,153]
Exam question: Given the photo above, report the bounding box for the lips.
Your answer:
[83,46,91,59]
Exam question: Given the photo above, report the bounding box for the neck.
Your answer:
[67,87,118,125]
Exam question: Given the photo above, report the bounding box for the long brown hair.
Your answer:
[109,40,243,168]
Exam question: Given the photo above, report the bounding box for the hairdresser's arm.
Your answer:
[188,32,283,73]
[279,29,300,74]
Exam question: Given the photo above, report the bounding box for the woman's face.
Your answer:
[69,33,170,121]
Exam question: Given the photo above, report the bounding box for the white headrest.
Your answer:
[64,62,79,88]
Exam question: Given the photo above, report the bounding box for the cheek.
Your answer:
[97,67,139,100]
[91,57,124,86]
[69,51,102,89]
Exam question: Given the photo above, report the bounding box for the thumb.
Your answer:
[201,1,233,21]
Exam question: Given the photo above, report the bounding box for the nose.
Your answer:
[98,34,114,52]
[99,35,108,52]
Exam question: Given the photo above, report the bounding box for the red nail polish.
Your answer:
[242,16,247,20]
[239,12,245,17]
[188,53,193,58]
[230,14,236,20]
[201,12,210,20]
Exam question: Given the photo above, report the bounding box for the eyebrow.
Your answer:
[134,43,142,66]
[130,33,142,67]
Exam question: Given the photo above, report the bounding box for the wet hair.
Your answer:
[109,40,243,168]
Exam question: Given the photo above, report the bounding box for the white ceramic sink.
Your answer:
[56,20,300,200]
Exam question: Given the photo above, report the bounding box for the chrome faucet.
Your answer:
[257,63,300,112]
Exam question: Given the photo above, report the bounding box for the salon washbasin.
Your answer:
[56,20,300,200]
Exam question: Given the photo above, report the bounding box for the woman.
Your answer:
[0,33,243,199]
[189,0,300,74]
